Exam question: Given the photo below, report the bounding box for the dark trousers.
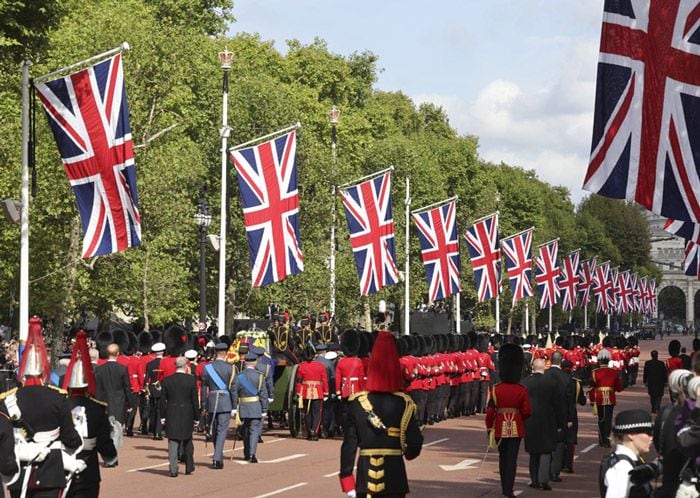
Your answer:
[148,396,163,437]
[304,399,322,436]
[125,391,139,433]
[469,380,480,414]
[529,452,551,486]
[138,392,149,432]
[551,440,565,479]
[66,484,100,498]
[11,489,61,498]
[408,390,427,425]
[564,443,576,471]
[478,381,489,413]
[460,382,471,415]
[597,404,614,445]
[498,438,521,497]
[168,438,194,475]
[649,394,662,414]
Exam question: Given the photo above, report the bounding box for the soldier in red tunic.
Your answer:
[588,349,622,447]
[296,345,329,440]
[486,343,531,498]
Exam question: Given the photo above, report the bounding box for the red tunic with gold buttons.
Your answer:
[485,382,532,439]
[588,366,622,406]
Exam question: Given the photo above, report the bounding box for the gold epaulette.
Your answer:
[89,396,108,407]
[47,385,68,396]
[0,387,17,401]
[348,390,368,402]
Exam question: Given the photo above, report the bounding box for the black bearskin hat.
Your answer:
[340,329,361,357]
[138,331,153,355]
[476,334,489,354]
[499,343,524,383]
[125,331,138,356]
[669,339,681,357]
[415,335,426,356]
[396,336,408,356]
[111,329,129,354]
[358,332,371,358]
[468,331,478,350]
[164,325,187,356]
[95,331,113,360]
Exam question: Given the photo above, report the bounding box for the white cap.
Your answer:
[184,349,197,360]
[151,342,166,353]
[325,351,338,360]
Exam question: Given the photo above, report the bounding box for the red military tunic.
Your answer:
[336,356,366,398]
[666,356,684,374]
[588,366,622,406]
[296,360,329,400]
[159,356,178,378]
[485,382,532,439]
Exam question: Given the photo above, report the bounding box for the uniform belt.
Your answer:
[33,427,60,443]
[239,396,260,403]
[497,408,519,414]
[303,380,321,385]
[359,448,403,456]
[343,377,359,381]
[597,387,613,392]
[82,437,97,451]
[386,427,401,438]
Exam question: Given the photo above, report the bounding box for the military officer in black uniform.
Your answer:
[5,316,82,498]
[64,330,118,498]
[0,403,18,482]
[340,331,423,498]
[231,353,268,462]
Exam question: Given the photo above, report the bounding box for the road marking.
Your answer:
[324,465,356,478]
[236,453,306,465]
[127,462,170,472]
[514,491,523,496]
[439,458,480,471]
[251,482,308,498]
[574,456,579,461]
[204,436,286,456]
[581,443,597,454]
[424,437,449,448]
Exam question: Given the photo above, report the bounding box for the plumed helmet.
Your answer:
[18,316,50,384]
[340,329,361,357]
[138,331,153,355]
[498,343,525,383]
[95,331,113,360]
[164,325,187,356]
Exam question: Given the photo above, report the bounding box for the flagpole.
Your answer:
[217,49,232,337]
[525,299,529,334]
[455,294,461,334]
[501,226,535,242]
[495,295,500,334]
[584,302,588,330]
[471,210,499,225]
[536,237,560,248]
[548,306,552,335]
[34,42,129,84]
[404,176,410,336]
[229,122,301,152]
[411,195,458,215]
[19,60,31,347]
[338,165,394,190]
[328,106,339,319]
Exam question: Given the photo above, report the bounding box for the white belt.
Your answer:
[33,427,60,443]
[82,437,97,451]
[343,377,359,381]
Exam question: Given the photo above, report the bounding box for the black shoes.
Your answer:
[168,472,177,478]
[539,483,553,491]
[249,456,258,463]
[104,461,118,468]
[153,435,163,441]
[551,476,562,482]
[212,461,223,469]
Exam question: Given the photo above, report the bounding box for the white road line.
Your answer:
[251,482,308,498]
[204,436,287,456]
[514,491,523,496]
[574,455,579,460]
[236,453,306,465]
[581,443,597,454]
[324,471,339,478]
[424,437,449,448]
[126,462,170,472]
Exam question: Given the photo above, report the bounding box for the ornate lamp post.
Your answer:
[329,105,340,317]
[217,48,232,337]
[194,188,212,332]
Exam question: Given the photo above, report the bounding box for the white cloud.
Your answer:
[412,39,598,204]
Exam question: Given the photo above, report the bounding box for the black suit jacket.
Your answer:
[643,358,667,397]
[161,372,199,440]
[545,366,574,430]
[522,372,564,454]
[95,360,133,423]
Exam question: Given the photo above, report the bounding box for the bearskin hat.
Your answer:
[358,332,371,358]
[669,339,681,357]
[396,336,408,356]
[95,331,113,360]
[125,331,138,356]
[340,329,361,357]
[138,331,153,355]
[499,343,525,383]
[468,331,478,350]
[414,335,426,356]
[164,325,187,357]
[476,334,489,354]
[111,329,129,354]
[602,335,612,348]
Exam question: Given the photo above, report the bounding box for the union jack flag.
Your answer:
[640,276,650,313]
[35,53,141,258]
[535,240,560,310]
[583,1,700,223]
[579,257,597,307]
[464,213,501,302]
[618,270,634,313]
[501,229,533,305]
[231,130,303,287]
[684,239,700,278]
[630,272,643,312]
[664,218,700,243]
[339,171,398,296]
[610,266,621,313]
[412,199,461,301]
[559,250,580,312]
[593,261,614,313]
[647,278,658,314]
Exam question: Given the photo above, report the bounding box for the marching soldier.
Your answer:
[231,353,268,462]
[145,342,166,439]
[589,348,622,447]
[64,330,118,497]
[200,343,235,469]
[296,345,329,440]
[5,316,82,498]
[0,402,18,480]
[339,331,423,498]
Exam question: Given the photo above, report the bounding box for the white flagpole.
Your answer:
[229,122,301,152]
[455,294,461,334]
[548,306,552,334]
[33,43,129,83]
[495,295,500,334]
[217,49,232,337]
[584,303,588,330]
[404,176,410,336]
[525,300,529,334]
[19,60,31,345]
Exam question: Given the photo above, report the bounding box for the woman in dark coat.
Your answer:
[161,357,199,477]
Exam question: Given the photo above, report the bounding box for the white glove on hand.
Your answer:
[261,412,267,418]
[230,410,237,418]
[346,491,357,498]
[268,398,274,404]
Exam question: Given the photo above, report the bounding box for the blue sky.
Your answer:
[230,0,605,204]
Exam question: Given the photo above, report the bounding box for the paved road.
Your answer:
[100,335,690,498]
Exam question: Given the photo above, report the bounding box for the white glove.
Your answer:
[230,410,237,418]
[346,491,357,498]
[16,442,50,463]
[261,412,267,418]
[268,398,274,404]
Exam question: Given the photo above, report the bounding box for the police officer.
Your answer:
[231,353,268,462]
[200,343,235,469]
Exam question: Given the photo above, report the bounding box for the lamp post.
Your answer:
[194,188,212,332]
[217,48,232,337]
[328,105,340,318]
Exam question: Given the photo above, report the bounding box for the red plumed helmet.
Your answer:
[18,316,51,386]
[365,331,403,393]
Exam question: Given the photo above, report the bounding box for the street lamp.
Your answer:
[328,105,340,318]
[194,188,212,332]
